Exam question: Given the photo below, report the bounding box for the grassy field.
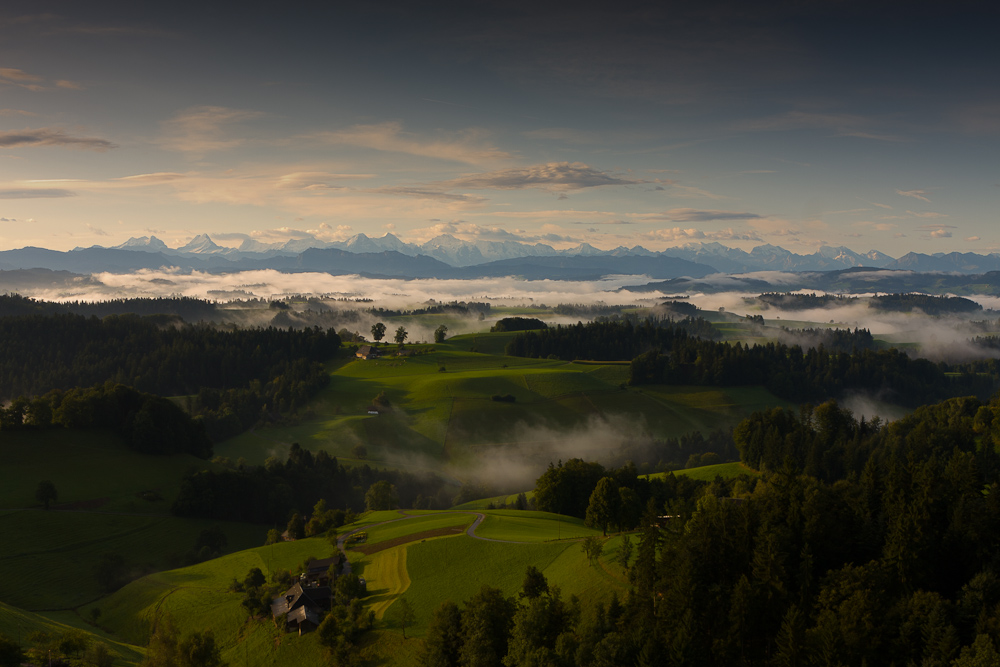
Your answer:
[17,508,625,667]
[215,340,789,474]
[0,429,220,512]
[0,510,267,611]
[473,510,601,542]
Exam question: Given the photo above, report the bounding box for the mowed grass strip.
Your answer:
[364,546,411,619]
[474,511,601,542]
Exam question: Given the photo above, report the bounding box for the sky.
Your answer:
[0,0,998,255]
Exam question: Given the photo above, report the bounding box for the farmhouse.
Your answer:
[270,581,332,634]
[356,345,380,360]
[304,555,341,586]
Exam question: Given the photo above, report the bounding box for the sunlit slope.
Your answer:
[0,600,144,665]
[85,509,624,667]
[216,336,789,468]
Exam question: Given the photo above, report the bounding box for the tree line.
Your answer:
[505,316,994,407]
[0,308,340,400]
[171,443,453,523]
[0,382,211,457]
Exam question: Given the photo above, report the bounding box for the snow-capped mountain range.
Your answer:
[0,232,985,279]
[102,232,992,274]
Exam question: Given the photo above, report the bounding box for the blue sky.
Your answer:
[0,1,997,254]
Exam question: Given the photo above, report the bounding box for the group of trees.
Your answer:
[0,309,340,400]
[171,443,452,523]
[533,459,705,533]
[504,317,716,361]
[0,382,212,457]
[0,303,342,442]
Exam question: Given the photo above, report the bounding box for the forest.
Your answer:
[455,395,1000,667]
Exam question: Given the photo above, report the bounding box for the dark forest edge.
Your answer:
[506,318,998,407]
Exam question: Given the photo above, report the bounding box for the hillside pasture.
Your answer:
[0,510,266,611]
[0,429,219,512]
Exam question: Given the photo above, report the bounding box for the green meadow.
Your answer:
[45,509,629,667]
[215,335,789,472]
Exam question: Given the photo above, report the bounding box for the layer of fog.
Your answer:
[696,290,1000,363]
[14,268,1000,360]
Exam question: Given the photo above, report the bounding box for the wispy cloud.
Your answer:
[0,128,115,151]
[646,208,761,223]
[906,210,948,218]
[368,186,488,203]
[158,106,264,154]
[0,108,36,117]
[309,122,510,165]
[0,67,82,91]
[86,224,109,236]
[0,188,76,198]
[116,172,188,183]
[896,189,931,202]
[444,162,643,192]
[740,111,907,142]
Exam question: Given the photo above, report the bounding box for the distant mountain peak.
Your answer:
[114,236,168,251]
[178,233,223,254]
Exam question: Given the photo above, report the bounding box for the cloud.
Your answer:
[0,67,82,92]
[870,202,893,209]
[0,188,76,198]
[740,111,907,142]
[310,121,510,165]
[0,108,36,117]
[572,220,635,226]
[667,184,728,199]
[966,236,981,242]
[158,106,264,154]
[444,162,643,192]
[367,186,488,204]
[275,171,376,191]
[86,224,110,236]
[896,189,931,202]
[643,227,762,242]
[0,128,115,151]
[0,217,16,222]
[0,67,44,91]
[905,210,948,218]
[930,229,952,238]
[117,172,188,183]
[646,208,762,222]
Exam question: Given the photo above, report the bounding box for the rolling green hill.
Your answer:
[215,339,790,474]
[48,509,629,667]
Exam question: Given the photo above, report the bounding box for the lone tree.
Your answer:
[585,477,620,536]
[434,325,448,343]
[582,536,603,566]
[371,322,386,345]
[397,598,415,639]
[394,326,408,346]
[365,480,399,511]
[35,480,57,510]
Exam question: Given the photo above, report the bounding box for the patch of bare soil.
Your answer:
[350,526,465,555]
